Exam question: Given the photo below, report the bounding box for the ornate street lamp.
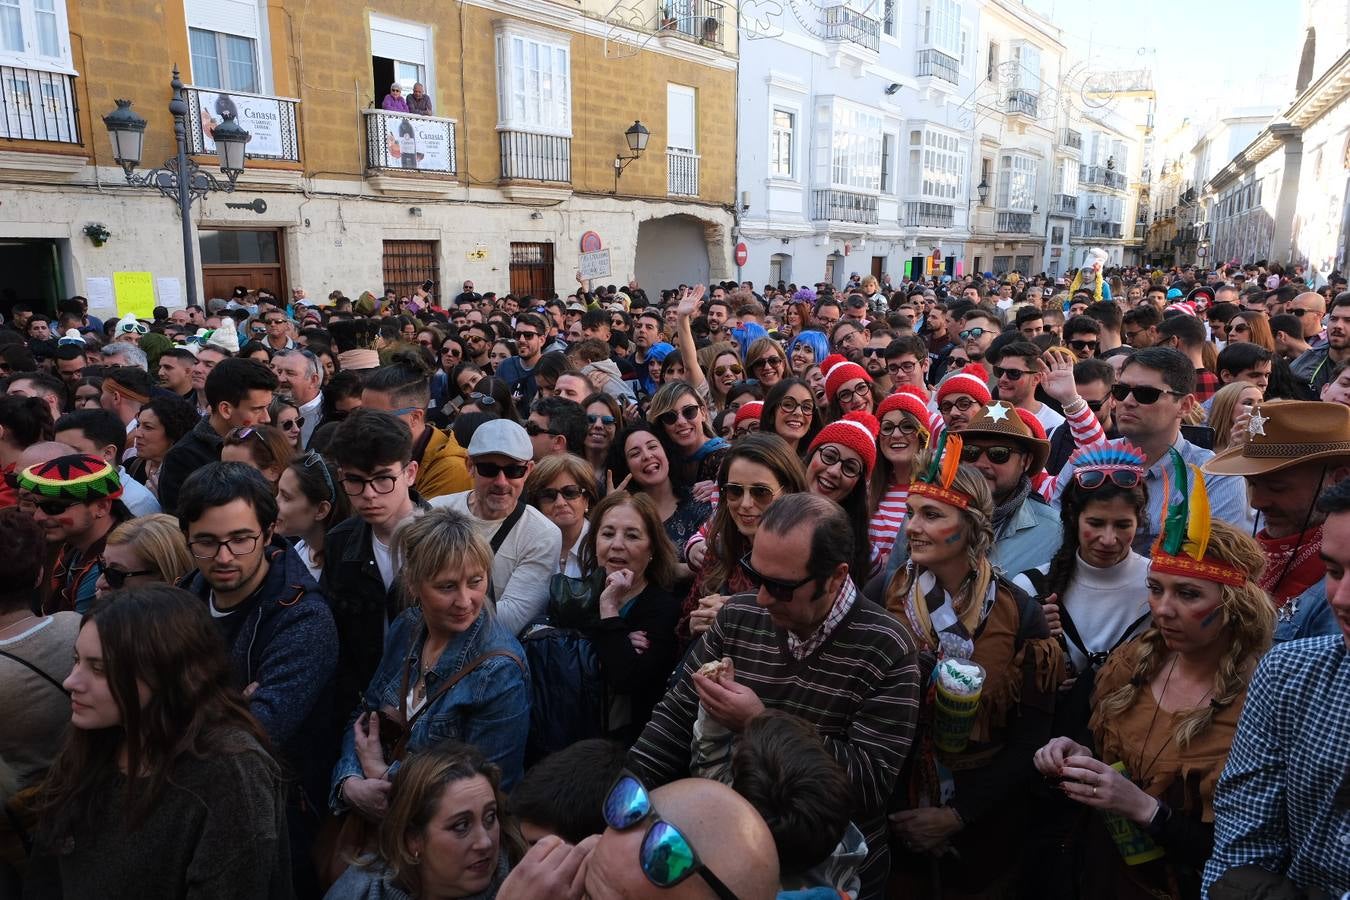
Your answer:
[614,120,650,191]
[976,178,989,205]
[103,66,251,308]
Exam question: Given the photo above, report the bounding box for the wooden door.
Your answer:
[199,228,286,302]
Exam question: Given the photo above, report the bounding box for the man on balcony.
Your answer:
[407,82,433,115]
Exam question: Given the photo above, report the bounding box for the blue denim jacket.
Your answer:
[329,607,530,812]
[1274,579,1338,644]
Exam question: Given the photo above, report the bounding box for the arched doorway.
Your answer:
[635,214,714,290]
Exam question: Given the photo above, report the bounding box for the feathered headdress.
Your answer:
[1067,440,1146,486]
[1150,448,1244,587]
[909,431,969,509]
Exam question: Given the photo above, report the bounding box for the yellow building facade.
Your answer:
[0,0,737,312]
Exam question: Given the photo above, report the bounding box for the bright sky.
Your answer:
[1022,0,1303,129]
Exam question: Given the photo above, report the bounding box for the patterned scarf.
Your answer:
[991,476,1032,537]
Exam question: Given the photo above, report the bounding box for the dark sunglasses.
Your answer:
[1074,469,1142,490]
[993,366,1030,381]
[739,552,815,602]
[524,420,562,437]
[1110,383,1182,404]
[587,413,616,426]
[467,392,497,407]
[722,482,778,504]
[280,416,305,431]
[958,327,989,340]
[21,494,76,516]
[514,331,539,340]
[862,346,887,357]
[1068,339,1099,352]
[98,559,155,589]
[474,460,529,479]
[656,404,701,427]
[1086,397,1107,412]
[536,485,586,504]
[750,355,784,371]
[603,773,738,900]
[960,444,1023,465]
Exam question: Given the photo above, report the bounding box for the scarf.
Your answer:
[991,476,1032,537]
[1258,524,1326,609]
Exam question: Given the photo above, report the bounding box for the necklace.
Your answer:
[1135,655,1215,784]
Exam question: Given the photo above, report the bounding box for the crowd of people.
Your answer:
[0,256,1348,900]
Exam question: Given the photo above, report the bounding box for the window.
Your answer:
[383,240,440,302]
[923,0,960,56]
[830,102,883,192]
[667,83,695,152]
[770,108,794,178]
[186,0,266,93]
[883,0,896,37]
[960,28,968,69]
[1050,225,1065,244]
[1055,159,1078,195]
[769,253,791,284]
[881,132,894,193]
[371,14,432,103]
[992,255,1012,274]
[986,41,998,82]
[1011,42,1041,92]
[997,152,1037,210]
[906,126,963,201]
[0,0,71,70]
[509,242,555,299]
[495,23,571,136]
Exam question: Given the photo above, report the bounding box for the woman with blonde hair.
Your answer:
[95,513,193,595]
[1206,381,1263,454]
[330,508,530,829]
[327,741,525,899]
[886,435,1062,897]
[1034,465,1273,900]
[744,336,789,390]
[647,380,728,489]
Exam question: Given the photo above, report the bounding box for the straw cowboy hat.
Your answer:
[959,400,1050,475]
[1203,400,1350,477]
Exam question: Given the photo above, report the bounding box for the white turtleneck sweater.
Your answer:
[1013,550,1152,673]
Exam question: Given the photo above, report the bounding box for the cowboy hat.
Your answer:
[1203,400,1350,477]
[958,400,1050,476]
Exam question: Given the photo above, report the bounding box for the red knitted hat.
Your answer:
[893,382,930,402]
[1014,407,1048,441]
[824,361,873,403]
[734,401,764,428]
[808,411,880,477]
[819,353,849,374]
[876,392,933,444]
[936,363,992,405]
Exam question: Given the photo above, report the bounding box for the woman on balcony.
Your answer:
[380,82,408,112]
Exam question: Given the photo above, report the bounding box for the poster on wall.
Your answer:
[194,90,285,158]
[368,113,454,172]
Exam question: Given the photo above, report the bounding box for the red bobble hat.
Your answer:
[936,363,992,405]
[819,353,849,374]
[808,411,880,477]
[893,382,930,402]
[1014,407,1048,441]
[734,401,764,429]
[877,392,933,427]
[824,361,873,403]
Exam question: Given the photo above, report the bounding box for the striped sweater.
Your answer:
[627,593,922,893]
[868,484,909,569]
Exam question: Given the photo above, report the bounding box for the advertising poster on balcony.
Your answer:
[195,91,286,159]
[372,114,453,173]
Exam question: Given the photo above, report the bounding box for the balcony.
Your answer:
[915,48,959,84]
[812,189,878,224]
[499,130,571,183]
[904,201,954,228]
[0,67,79,144]
[1061,128,1082,151]
[183,86,300,162]
[819,4,880,51]
[1079,164,1127,191]
[1134,222,1146,239]
[364,110,456,175]
[1053,193,1077,216]
[659,0,725,46]
[667,149,700,196]
[1006,89,1038,118]
[995,211,1033,234]
[1075,220,1123,239]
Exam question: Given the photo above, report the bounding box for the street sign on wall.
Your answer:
[734,242,748,267]
[579,249,611,279]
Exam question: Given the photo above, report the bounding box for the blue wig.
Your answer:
[787,330,829,368]
[730,322,770,361]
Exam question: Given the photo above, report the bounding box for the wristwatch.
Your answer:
[1145,799,1172,836]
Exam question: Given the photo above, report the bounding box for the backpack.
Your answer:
[519,625,608,767]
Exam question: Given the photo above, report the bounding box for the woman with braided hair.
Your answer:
[885,437,1063,898]
[1034,460,1274,900]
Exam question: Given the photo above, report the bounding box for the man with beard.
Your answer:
[1291,291,1350,394]
[958,308,999,371]
[935,363,991,432]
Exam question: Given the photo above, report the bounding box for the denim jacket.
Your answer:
[1273,579,1338,644]
[329,607,530,812]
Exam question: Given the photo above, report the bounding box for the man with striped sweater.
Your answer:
[628,493,921,899]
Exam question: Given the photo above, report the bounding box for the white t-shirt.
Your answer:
[1032,402,1066,434]
[293,538,323,583]
[372,534,394,591]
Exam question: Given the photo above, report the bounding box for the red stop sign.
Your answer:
[735,242,748,267]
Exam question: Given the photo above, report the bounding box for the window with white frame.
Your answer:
[997,152,1037,210]
[830,103,883,192]
[881,132,895,193]
[906,127,963,201]
[1055,159,1077,195]
[1011,41,1041,92]
[667,83,695,152]
[882,0,896,37]
[770,108,794,178]
[923,0,961,57]
[371,14,432,98]
[0,0,73,71]
[186,0,267,93]
[495,24,571,136]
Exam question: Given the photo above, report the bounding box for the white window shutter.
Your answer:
[667,84,695,152]
[186,0,260,39]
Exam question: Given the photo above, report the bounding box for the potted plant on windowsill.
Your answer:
[660,3,677,30]
[83,223,111,247]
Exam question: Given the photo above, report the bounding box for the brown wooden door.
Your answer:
[382,240,440,301]
[509,242,555,300]
[870,256,884,279]
[199,228,286,302]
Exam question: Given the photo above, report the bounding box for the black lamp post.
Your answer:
[976,178,990,205]
[103,66,251,309]
[613,120,650,192]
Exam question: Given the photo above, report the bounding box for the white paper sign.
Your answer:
[156,277,183,308]
[85,276,114,314]
[579,249,611,280]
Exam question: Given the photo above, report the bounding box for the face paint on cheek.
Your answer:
[942,527,964,544]
[1197,605,1223,627]
[55,516,75,527]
